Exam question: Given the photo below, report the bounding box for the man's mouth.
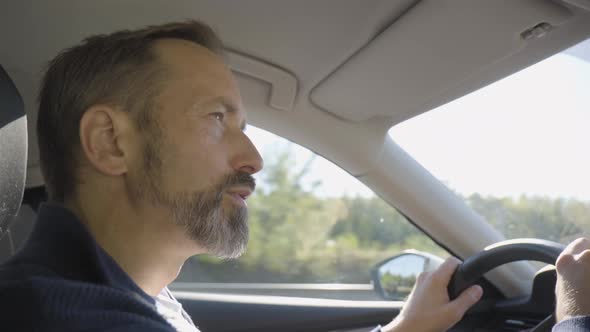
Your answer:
[225,187,253,207]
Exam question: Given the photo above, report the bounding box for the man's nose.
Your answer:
[231,133,264,175]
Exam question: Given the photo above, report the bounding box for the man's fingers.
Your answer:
[446,285,483,322]
[556,252,575,272]
[563,238,590,256]
[557,238,590,273]
[434,257,462,285]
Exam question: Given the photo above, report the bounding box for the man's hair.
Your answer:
[37,21,224,202]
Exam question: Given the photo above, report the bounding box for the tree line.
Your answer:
[178,149,590,284]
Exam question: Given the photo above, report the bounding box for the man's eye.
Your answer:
[211,112,225,121]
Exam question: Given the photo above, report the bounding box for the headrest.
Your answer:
[0,65,27,239]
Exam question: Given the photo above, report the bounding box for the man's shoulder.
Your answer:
[0,262,175,332]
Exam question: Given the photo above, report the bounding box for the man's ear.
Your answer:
[79,106,132,176]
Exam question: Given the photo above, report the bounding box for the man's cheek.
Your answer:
[198,121,224,142]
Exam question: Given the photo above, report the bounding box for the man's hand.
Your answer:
[555,237,590,322]
[382,257,483,332]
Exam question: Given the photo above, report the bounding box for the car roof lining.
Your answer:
[310,0,576,122]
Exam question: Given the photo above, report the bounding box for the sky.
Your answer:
[246,38,590,202]
[245,126,376,198]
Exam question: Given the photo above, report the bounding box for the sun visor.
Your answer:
[310,0,572,122]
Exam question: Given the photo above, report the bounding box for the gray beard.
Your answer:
[128,174,250,259]
[127,137,250,259]
[161,188,249,259]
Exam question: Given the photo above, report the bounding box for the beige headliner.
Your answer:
[2,0,590,296]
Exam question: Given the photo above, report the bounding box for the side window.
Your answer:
[173,126,447,301]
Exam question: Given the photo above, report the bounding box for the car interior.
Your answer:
[2,1,590,331]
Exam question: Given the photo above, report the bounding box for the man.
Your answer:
[0,20,587,332]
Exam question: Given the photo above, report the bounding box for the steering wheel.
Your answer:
[447,238,565,332]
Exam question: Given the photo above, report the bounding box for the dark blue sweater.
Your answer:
[0,204,588,331]
[0,204,175,332]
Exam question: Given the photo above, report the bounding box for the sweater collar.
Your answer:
[14,203,155,305]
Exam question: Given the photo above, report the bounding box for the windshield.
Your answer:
[389,38,590,245]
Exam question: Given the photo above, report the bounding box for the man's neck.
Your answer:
[64,194,202,297]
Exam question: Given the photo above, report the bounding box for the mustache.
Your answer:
[220,171,256,192]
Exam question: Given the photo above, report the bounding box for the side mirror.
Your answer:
[371,250,444,300]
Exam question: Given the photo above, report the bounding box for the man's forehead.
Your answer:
[154,39,236,90]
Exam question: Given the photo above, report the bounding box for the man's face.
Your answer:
[127,39,263,259]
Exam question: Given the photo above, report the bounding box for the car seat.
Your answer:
[0,65,27,253]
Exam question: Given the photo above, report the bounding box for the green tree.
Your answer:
[466,194,586,243]
[179,146,590,285]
